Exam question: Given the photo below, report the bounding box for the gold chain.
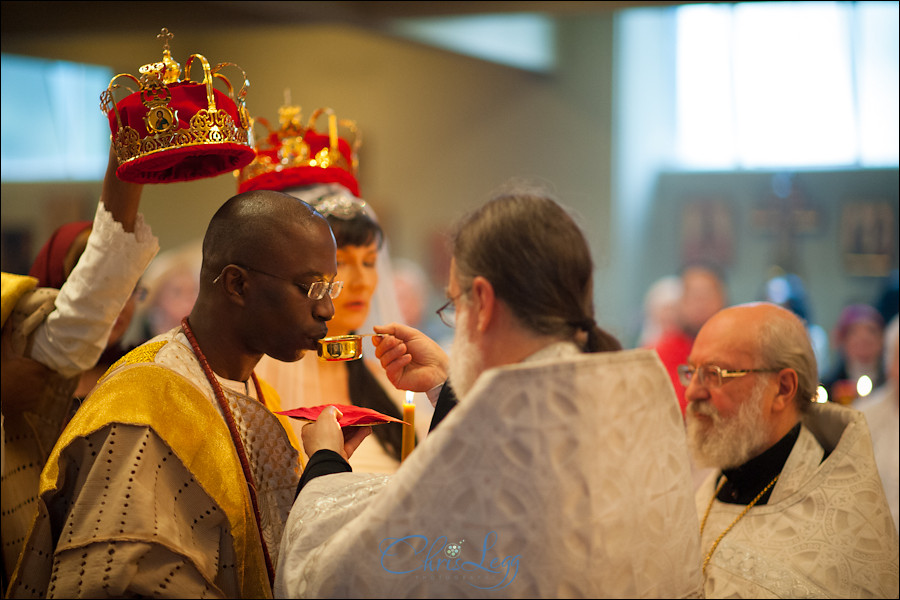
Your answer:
[700,473,779,575]
[181,317,275,588]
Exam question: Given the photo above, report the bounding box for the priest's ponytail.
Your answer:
[452,183,621,353]
[573,317,622,353]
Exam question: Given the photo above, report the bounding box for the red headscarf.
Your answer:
[29,221,92,289]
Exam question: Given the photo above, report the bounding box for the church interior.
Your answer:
[1,0,897,358]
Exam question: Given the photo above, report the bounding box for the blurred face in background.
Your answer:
[148,266,200,336]
[679,267,725,337]
[842,320,883,367]
[108,285,144,347]
[328,241,378,336]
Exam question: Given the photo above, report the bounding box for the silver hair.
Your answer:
[756,306,819,412]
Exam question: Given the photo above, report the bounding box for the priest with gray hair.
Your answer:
[683,302,898,598]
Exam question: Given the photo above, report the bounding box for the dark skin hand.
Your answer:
[301,405,372,460]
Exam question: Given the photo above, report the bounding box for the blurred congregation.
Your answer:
[1,1,898,598]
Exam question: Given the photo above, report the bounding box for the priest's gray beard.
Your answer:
[448,303,481,401]
[686,376,770,470]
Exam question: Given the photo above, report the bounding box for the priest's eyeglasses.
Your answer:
[436,291,466,328]
[677,364,778,388]
[217,264,343,300]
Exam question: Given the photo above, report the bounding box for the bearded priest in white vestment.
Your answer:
[685,303,899,599]
[278,348,705,598]
[276,189,705,598]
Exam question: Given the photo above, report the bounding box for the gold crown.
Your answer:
[236,100,361,196]
[100,28,255,183]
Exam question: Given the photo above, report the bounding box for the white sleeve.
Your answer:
[29,201,159,377]
[425,382,444,407]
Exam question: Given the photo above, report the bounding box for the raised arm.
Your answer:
[100,144,143,232]
[29,144,159,377]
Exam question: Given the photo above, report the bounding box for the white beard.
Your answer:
[448,303,481,401]
[686,377,770,470]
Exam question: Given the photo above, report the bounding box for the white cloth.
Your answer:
[30,201,159,377]
[275,348,704,598]
[857,387,900,534]
[696,402,900,598]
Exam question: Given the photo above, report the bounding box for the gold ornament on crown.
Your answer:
[237,96,361,186]
[100,28,252,167]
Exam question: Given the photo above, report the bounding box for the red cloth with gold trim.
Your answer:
[101,29,254,184]
[237,106,360,197]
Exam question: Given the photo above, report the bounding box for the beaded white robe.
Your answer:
[7,329,301,598]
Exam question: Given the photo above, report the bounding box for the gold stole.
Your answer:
[1,272,38,326]
[37,343,272,598]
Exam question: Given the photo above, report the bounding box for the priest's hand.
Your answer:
[301,405,371,461]
[372,322,449,392]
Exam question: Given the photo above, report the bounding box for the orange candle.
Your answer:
[401,391,416,461]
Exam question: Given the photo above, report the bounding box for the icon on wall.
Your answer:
[750,173,822,275]
[841,200,896,277]
[681,197,734,269]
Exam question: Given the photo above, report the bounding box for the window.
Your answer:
[388,13,555,73]
[675,1,898,169]
[1,53,113,182]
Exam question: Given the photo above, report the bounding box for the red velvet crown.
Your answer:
[236,104,360,196]
[100,28,254,184]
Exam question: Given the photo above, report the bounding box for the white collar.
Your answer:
[522,340,581,363]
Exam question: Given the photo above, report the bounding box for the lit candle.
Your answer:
[328,113,338,154]
[401,391,416,461]
[856,375,873,398]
